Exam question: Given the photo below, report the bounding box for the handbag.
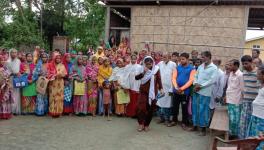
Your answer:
[74,80,85,95]
[13,74,28,88]
[36,76,49,95]
[22,82,37,96]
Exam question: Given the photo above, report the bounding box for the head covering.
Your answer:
[6,48,21,74]
[47,52,61,80]
[62,53,72,74]
[141,56,159,105]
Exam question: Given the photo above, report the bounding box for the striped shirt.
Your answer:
[243,69,259,102]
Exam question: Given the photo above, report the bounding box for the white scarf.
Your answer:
[6,49,21,74]
[141,56,159,105]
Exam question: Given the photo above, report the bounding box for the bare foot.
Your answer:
[137,125,144,132]
[144,126,150,132]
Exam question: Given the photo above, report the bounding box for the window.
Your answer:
[253,45,261,49]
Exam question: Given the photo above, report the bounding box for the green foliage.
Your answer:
[0,0,106,51]
[64,0,106,51]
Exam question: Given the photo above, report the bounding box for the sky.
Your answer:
[246,30,264,40]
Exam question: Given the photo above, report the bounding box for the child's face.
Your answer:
[180,56,188,65]
[116,60,123,68]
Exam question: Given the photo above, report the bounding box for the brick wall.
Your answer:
[130,5,247,62]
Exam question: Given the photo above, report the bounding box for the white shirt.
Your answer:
[252,87,264,119]
[226,69,244,105]
[157,61,176,108]
[210,68,225,109]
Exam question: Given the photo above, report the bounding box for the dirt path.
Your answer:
[0,116,210,150]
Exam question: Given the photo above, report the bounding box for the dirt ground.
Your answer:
[0,116,211,150]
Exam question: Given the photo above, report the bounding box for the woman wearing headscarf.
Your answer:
[72,56,88,116]
[70,50,77,64]
[0,54,14,119]
[126,54,142,117]
[20,53,37,114]
[62,53,74,115]
[135,56,163,132]
[47,52,67,118]
[35,53,49,116]
[86,56,99,117]
[97,57,112,115]
[6,48,21,115]
[109,58,129,116]
[94,47,105,60]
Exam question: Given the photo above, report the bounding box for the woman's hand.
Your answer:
[143,67,149,74]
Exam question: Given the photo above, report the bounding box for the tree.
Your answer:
[0,0,106,51]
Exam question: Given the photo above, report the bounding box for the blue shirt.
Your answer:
[175,64,195,95]
[194,62,218,97]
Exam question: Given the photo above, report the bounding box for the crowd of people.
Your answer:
[0,40,264,148]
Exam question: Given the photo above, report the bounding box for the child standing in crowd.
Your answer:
[62,53,74,115]
[86,56,99,117]
[239,55,260,139]
[0,54,13,119]
[192,51,217,136]
[247,64,264,150]
[156,53,176,126]
[126,55,141,118]
[226,59,243,139]
[47,52,67,118]
[73,56,88,116]
[171,53,196,129]
[135,56,163,132]
[103,80,111,121]
[20,53,37,114]
[97,58,112,115]
[35,53,49,116]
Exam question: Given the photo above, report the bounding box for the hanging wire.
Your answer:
[141,41,264,51]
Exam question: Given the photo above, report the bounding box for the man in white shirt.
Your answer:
[157,53,176,126]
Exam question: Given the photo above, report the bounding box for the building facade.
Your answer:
[104,0,264,62]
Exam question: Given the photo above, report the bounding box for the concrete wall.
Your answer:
[130,5,248,62]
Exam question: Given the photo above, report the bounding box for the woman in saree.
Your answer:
[135,56,163,132]
[109,59,129,116]
[47,52,67,118]
[20,53,37,114]
[6,48,21,115]
[86,56,99,117]
[0,54,14,119]
[62,53,74,115]
[35,53,49,116]
[97,57,112,115]
[72,56,88,116]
